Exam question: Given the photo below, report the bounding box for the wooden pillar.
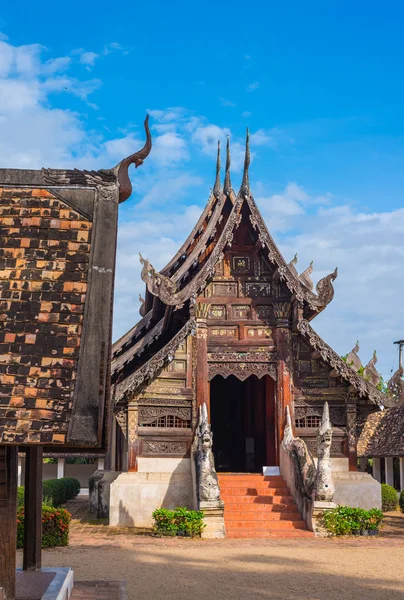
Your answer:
[23,446,43,571]
[127,403,139,472]
[195,303,210,414]
[265,376,277,465]
[273,303,293,453]
[0,445,18,600]
[347,403,358,471]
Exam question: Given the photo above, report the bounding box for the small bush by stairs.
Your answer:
[218,473,314,538]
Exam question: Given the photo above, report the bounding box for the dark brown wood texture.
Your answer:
[0,445,18,600]
[23,446,43,571]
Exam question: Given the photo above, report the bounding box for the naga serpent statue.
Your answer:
[193,403,221,503]
[282,402,335,502]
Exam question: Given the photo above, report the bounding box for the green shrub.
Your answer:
[152,507,205,538]
[18,477,80,508]
[17,487,24,508]
[381,483,398,511]
[16,505,71,549]
[323,506,384,536]
[399,490,404,513]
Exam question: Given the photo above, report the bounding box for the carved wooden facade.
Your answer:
[111,133,384,473]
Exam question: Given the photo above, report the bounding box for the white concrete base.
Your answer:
[263,466,280,476]
[200,501,226,539]
[109,458,194,528]
[313,457,349,472]
[333,472,382,510]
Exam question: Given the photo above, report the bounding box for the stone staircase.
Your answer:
[218,473,314,538]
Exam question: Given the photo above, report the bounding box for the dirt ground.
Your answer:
[17,501,404,600]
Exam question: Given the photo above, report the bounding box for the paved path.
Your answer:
[18,499,404,600]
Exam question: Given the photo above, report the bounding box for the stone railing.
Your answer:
[279,445,336,536]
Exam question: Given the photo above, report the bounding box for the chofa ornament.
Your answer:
[43,115,151,204]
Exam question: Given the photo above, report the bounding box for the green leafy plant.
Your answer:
[16,505,71,549]
[381,483,398,511]
[18,477,80,508]
[399,490,404,513]
[365,508,384,530]
[323,506,384,536]
[152,507,205,538]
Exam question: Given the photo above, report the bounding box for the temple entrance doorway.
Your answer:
[210,374,277,473]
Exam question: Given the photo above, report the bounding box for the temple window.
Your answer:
[295,415,322,428]
[140,415,191,428]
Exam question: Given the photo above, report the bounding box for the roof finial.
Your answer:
[213,140,221,198]
[240,128,250,195]
[223,135,232,194]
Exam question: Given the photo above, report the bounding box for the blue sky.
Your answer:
[1,1,403,378]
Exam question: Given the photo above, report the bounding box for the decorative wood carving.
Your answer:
[209,327,237,338]
[208,361,277,382]
[247,197,338,309]
[245,282,271,297]
[138,406,191,425]
[232,255,252,273]
[305,439,343,456]
[138,397,191,407]
[208,351,275,363]
[294,405,346,426]
[115,320,195,402]
[115,410,127,439]
[142,440,188,456]
[297,320,383,405]
[209,305,226,319]
[231,305,251,319]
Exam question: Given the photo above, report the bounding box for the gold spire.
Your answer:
[223,135,232,194]
[213,140,221,198]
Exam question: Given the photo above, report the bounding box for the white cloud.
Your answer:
[247,81,260,92]
[250,128,277,148]
[152,132,189,166]
[79,51,99,67]
[242,111,252,118]
[192,124,230,155]
[0,38,106,169]
[220,97,236,107]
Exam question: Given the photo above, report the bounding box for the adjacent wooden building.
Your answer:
[0,118,151,599]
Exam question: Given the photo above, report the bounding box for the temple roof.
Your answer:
[111,131,384,407]
[138,132,338,314]
[357,406,404,457]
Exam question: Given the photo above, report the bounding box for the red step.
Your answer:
[217,473,314,539]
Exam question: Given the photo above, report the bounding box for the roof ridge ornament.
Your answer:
[299,260,314,291]
[116,114,152,203]
[240,128,250,196]
[346,340,362,372]
[223,135,232,194]
[42,114,152,204]
[363,350,380,387]
[288,253,298,277]
[213,140,221,198]
[314,267,338,306]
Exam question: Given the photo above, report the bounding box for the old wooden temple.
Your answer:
[108,133,383,536]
